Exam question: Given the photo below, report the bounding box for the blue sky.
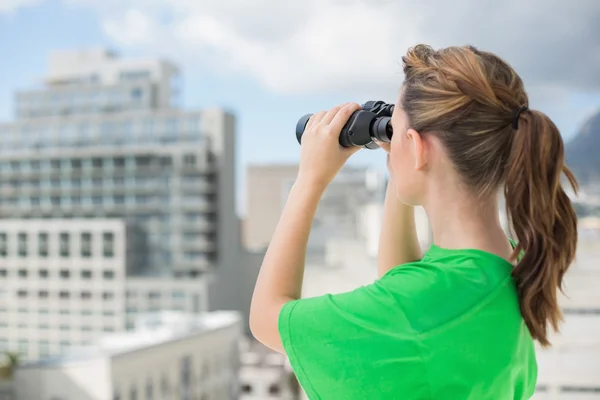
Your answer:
[1,0,599,213]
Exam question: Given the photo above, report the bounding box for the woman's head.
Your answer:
[389,44,578,346]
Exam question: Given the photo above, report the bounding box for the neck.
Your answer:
[423,184,512,260]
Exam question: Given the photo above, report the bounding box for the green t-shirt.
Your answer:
[279,244,537,399]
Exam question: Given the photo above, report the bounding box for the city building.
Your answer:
[239,338,300,400]
[0,48,239,278]
[0,48,261,337]
[14,310,242,400]
[0,219,209,362]
[532,218,600,398]
[245,164,399,265]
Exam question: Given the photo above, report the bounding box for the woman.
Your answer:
[249,44,578,399]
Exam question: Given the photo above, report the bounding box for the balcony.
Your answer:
[178,219,214,232]
[180,239,215,252]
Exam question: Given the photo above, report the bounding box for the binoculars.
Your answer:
[295,100,394,148]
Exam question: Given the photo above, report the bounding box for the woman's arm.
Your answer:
[249,102,362,353]
[377,180,422,277]
[249,179,324,353]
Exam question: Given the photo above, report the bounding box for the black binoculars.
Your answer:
[295,100,394,148]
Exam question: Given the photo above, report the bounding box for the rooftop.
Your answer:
[19,311,241,369]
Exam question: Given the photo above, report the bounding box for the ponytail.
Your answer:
[505,109,578,347]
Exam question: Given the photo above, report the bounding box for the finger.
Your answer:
[304,111,326,134]
[307,111,327,130]
[329,103,362,133]
[321,103,348,125]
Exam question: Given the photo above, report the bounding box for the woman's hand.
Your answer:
[297,102,363,190]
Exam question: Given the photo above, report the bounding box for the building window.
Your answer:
[59,309,69,315]
[241,384,252,394]
[103,232,114,257]
[18,269,28,278]
[103,270,115,280]
[18,232,28,257]
[59,291,69,299]
[0,233,7,257]
[269,384,281,395]
[180,356,191,398]
[183,153,196,167]
[148,291,160,300]
[161,376,169,398]
[38,232,49,257]
[172,291,185,300]
[18,340,28,357]
[103,292,114,300]
[114,157,125,168]
[160,156,172,167]
[145,379,153,400]
[560,386,600,393]
[129,386,137,400]
[39,340,50,357]
[59,232,70,257]
[59,270,70,279]
[131,88,143,101]
[59,324,70,331]
[81,270,92,280]
[38,290,49,299]
[81,291,92,300]
[0,269,6,277]
[81,232,92,257]
[39,269,49,278]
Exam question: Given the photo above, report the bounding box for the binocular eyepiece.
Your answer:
[295,100,395,148]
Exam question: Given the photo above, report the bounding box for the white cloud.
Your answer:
[102,9,157,47]
[6,0,600,107]
[75,0,600,98]
[0,0,43,14]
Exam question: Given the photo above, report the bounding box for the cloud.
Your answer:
[0,0,43,13]
[102,9,157,47]
[5,0,600,103]
[73,0,600,98]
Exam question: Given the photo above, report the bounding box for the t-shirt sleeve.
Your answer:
[278,278,418,398]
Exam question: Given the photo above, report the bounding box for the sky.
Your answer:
[1,0,599,214]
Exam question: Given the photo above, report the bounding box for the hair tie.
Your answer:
[512,106,528,130]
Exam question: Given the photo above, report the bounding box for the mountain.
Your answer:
[565,110,600,184]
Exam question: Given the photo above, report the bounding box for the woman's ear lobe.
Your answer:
[407,129,427,170]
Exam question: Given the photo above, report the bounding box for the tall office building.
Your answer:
[0,49,256,361]
[0,49,239,278]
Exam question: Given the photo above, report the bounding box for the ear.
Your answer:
[407,129,428,170]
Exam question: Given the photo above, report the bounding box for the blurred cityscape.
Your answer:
[0,48,597,400]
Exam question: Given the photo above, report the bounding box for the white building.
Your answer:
[0,47,263,336]
[239,339,300,400]
[14,311,242,400]
[0,219,208,362]
[533,219,600,399]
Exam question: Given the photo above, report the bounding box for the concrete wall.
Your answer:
[15,357,111,400]
[111,320,242,400]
